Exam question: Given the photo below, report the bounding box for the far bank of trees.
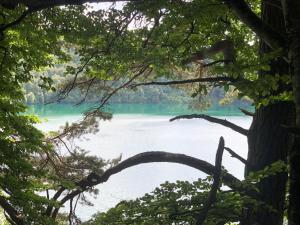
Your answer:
[23,64,251,108]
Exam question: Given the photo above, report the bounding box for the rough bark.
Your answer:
[281,1,300,224]
[242,1,295,225]
[245,102,294,225]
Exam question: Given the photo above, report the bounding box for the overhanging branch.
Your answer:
[170,114,249,136]
[130,76,236,88]
[50,148,242,218]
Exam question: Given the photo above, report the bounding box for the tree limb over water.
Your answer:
[170,114,249,136]
[130,77,236,88]
[48,139,244,218]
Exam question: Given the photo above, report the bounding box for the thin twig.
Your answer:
[75,76,97,105]
[84,64,151,119]
[56,51,98,102]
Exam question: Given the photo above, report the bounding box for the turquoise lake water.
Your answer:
[27,103,254,117]
[32,103,252,221]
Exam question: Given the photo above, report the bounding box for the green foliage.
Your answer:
[0,4,116,224]
[0,0,292,223]
[87,161,287,225]
[87,178,242,225]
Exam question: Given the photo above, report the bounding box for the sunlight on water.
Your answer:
[34,104,252,221]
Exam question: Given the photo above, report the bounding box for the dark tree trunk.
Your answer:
[281,1,300,224]
[244,102,294,225]
[242,1,295,224]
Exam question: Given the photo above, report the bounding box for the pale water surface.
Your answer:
[32,104,252,221]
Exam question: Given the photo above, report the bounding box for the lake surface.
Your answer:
[31,104,252,221]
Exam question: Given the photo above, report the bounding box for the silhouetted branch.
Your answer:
[196,137,225,225]
[50,149,242,218]
[225,147,249,166]
[170,114,249,136]
[239,107,254,117]
[130,76,236,88]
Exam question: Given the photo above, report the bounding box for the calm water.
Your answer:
[32,104,252,221]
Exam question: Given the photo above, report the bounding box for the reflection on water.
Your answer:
[33,104,252,221]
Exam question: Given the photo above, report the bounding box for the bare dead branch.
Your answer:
[196,137,225,225]
[83,64,151,119]
[75,77,97,105]
[224,147,249,166]
[56,51,98,102]
[170,114,249,136]
[101,65,150,105]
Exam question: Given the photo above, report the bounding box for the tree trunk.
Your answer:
[281,1,300,224]
[244,102,294,225]
[242,1,295,224]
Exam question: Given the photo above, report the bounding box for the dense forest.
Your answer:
[0,1,300,225]
[23,63,250,107]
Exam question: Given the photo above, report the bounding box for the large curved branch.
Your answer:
[170,114,249,136]
[50,147,242,218]
[224,0,287,50]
